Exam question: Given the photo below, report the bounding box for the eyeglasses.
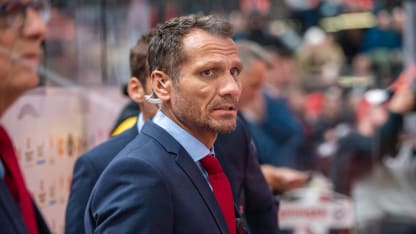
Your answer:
[0,0,50,30]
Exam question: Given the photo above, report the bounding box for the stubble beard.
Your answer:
[173,93,237,134]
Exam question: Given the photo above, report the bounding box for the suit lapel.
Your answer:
[0,180,28,234]
[142,122,229,233]
[175,151,229,234]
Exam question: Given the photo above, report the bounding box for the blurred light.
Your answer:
[338,75,373,87]
[320,12,375,32]
[304,26,325,45]
[364,89,389,104]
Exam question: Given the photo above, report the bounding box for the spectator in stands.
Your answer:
[331,97,387,195]
[360,8,403,86]
[237,40,308,193]
[334,65,416,234]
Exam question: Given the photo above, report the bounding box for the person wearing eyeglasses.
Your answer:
[0,0,50,233]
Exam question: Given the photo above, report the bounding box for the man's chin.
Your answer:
[218,126,236,134]
[211,120,237,134]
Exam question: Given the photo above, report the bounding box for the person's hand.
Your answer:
[388,64,416,114]
[389,84,415,114]
[261,165,309,193]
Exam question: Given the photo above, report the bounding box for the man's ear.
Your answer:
[151,71,171,101]
[127,77,145,104]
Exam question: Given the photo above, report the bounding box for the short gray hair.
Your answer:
[148,14,233,82]
[236,40,271,69]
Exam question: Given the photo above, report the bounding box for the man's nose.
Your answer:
[219,73,242,99]
[22,9,47,41]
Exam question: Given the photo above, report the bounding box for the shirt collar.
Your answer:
[152,110,212,162]
[136,113,145,133]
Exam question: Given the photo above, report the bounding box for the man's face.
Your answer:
[168,29,242,136]
[0,0,47,106]
[266,53,294,90]
[239,60,267,107]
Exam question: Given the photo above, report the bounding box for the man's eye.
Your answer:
[230,68,240,77]
[201,69,215,77]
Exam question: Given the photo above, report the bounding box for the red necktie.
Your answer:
[0,126,38,234]
[200,155,236,234]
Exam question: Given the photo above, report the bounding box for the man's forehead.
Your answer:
[184,35,237,59]
[183,29,235,47]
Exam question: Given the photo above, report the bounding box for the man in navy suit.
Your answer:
[65,31,158,234]
[84,15,278,233]
[0,0,51,233]
[67,26,277,233]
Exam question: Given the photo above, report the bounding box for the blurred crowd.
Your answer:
[219,1,416,233]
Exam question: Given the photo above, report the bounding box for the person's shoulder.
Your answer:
[116,125,166,158]
[110,101,140,134]
[103,132,173,178]
[140,121,183,150]
[116,123,186,168]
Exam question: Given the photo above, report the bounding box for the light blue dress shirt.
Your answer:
[136,113,145,133]
[152,110,214,183]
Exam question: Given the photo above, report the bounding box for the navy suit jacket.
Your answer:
[84,120,230,233]
[0,177,50,234]
[65,127,138,234]
[67,116,277,233]
[84,119,278,233]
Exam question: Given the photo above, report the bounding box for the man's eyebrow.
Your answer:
[194,61,224,69]
[232,61,243,70]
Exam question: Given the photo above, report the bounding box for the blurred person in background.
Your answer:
[65,31,158,234]
[360,7,403,87]
[261,45,313,170]
[311,86,357,176]
[0,0,51,233]
[232,11,285,50]
[311,87,355,144]
[350,53,375,82]
[296,26,345,90]
[374,66,416,158]
[284,0,321,34]
[332,66,416,234]
[286,86,317,171]
[353,66,416,234]
[360,8,402,54]
[240,42,305,169]
[331,97,388,195]
[236,40,308,194]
